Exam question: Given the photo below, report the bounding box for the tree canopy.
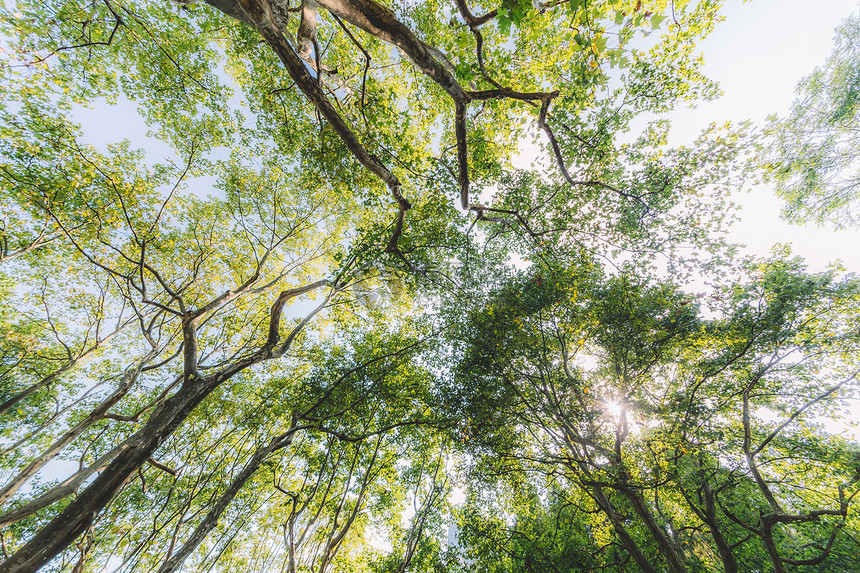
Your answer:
[0,0,858,572]
[767,13,860,228]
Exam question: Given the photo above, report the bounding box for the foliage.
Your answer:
[767,13,860,227]
[0,0,856,572]
[443,254,860,572]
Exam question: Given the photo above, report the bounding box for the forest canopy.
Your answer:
[0,0,858,572]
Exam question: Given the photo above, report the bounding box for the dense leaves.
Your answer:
[0,0,858,572]
[444,255,860,572]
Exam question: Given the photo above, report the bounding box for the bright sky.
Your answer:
[675,0,860,272]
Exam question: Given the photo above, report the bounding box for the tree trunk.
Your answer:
[759,519,788,573]
[702,485,738,573]
[625,489,689,573]
[0,378,218,573]
[0,357,150,507]
[591,488,660,573]
[156,428,298,573]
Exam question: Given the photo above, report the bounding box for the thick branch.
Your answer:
[266,280,331,347]
[456,103,470,209]
[296,0,319,63]
[314,0,468,105]
[156,425,303,573]
[453,0,497,27]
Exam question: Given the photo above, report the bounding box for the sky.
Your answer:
[672,0,860,272]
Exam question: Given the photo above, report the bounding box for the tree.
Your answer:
[0,0,824,571]
[767,13,860,227]
[444,254,860,572]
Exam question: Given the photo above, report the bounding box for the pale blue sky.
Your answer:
[678,0,860,271]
